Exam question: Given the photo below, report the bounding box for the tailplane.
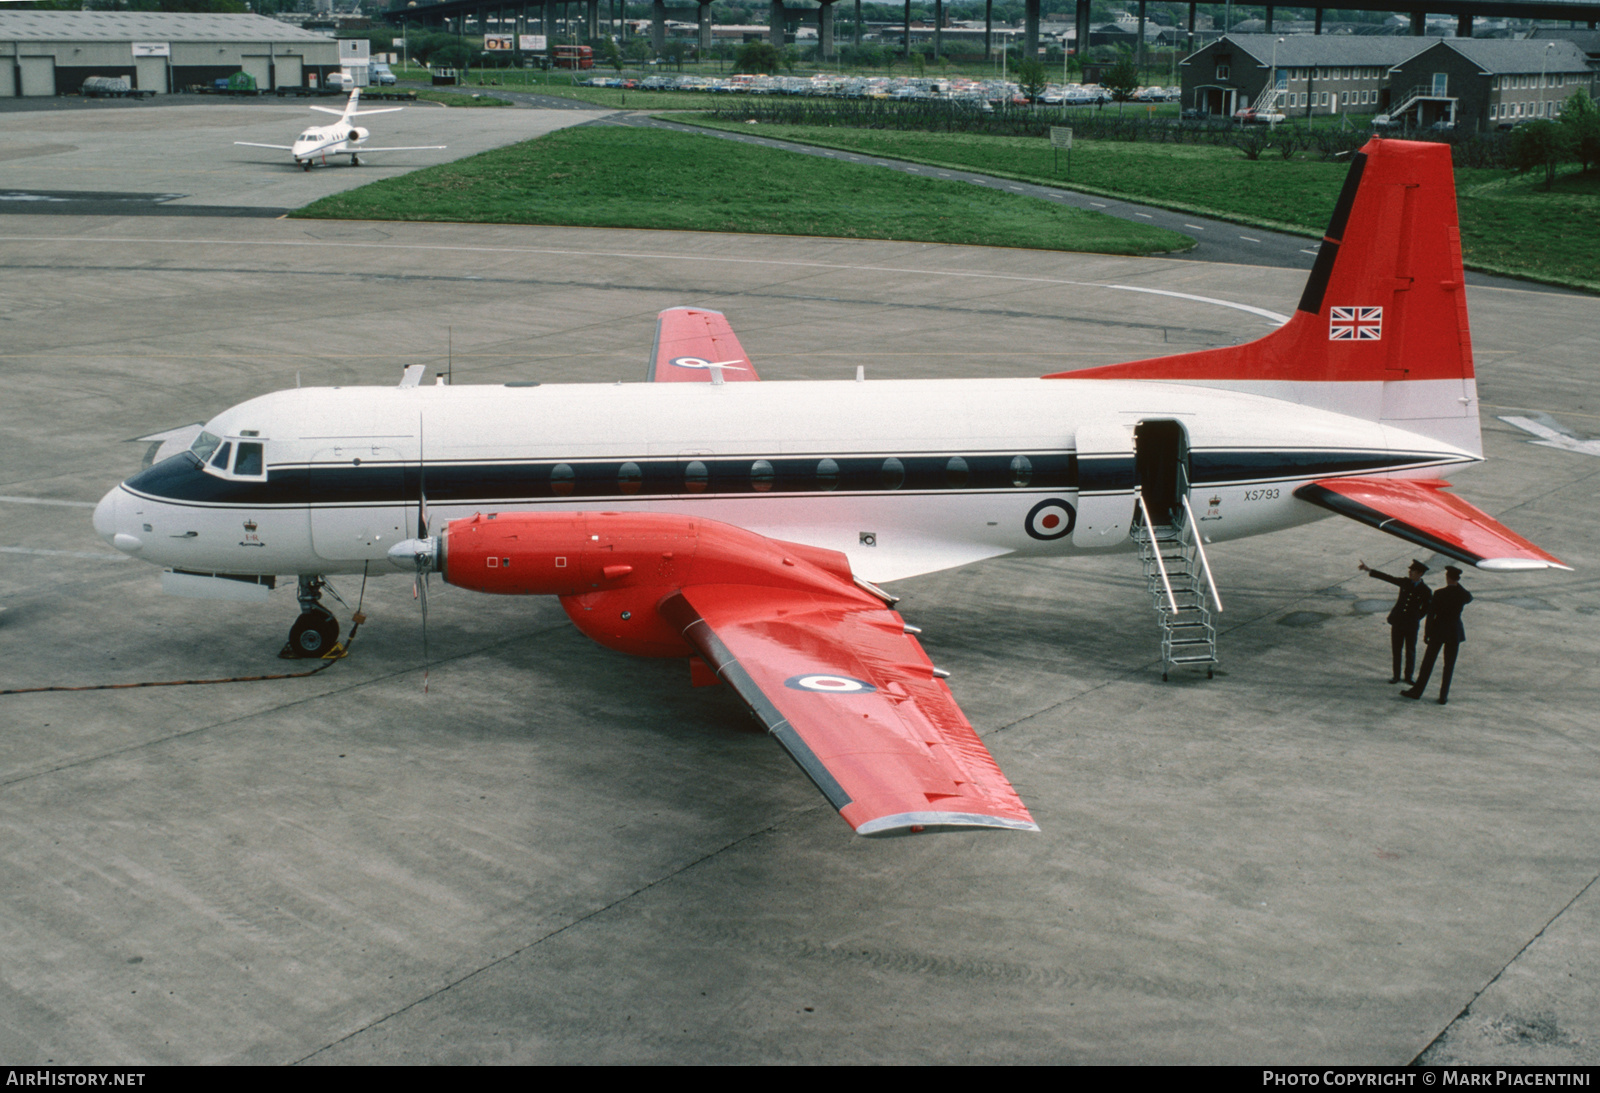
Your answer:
[1049,139,1480,456]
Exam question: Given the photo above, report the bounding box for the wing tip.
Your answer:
[1478,557,1573,572]
[855,811,1040,838]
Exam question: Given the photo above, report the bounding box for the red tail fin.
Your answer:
[1049,139,1479,454]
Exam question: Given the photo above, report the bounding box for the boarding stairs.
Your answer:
[1134,495,1222,681]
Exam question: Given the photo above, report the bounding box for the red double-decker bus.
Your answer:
[553,44,593,70]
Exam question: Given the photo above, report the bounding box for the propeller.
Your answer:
[387,414,439,692]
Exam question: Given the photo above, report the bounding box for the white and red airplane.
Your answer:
[94,139,1566,837]
[234,88,445,171]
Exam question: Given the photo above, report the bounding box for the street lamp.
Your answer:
[1271,34,1283,117]
[1540,41,1554,119]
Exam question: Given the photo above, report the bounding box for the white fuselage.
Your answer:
[94,377,1479,585]
[292,123,366,166]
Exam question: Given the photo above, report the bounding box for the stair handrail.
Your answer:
[1136,494,1179,614]
[1181,495,1224,613]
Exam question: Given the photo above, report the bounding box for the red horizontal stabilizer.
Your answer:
[647,306,760,383]
[1295,478,1569,571]
[660,586,1037,836]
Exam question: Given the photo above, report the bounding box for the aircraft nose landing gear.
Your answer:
[281,575,341,659]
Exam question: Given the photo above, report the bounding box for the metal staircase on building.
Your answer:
[1133,495,1223,681]
[1252,83,1283,115]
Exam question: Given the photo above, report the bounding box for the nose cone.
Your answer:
[93,487,119,543]
[94,487,143,555]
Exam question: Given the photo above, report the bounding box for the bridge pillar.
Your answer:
[1457,12,1472,36]
[819,0,837,59]
[699,0,712,53]
[772,0,786,49]
[1137,0,1146,67]
[1314,8,1323,34]
[1264,5,1273,32]
[856,0,863,47]
[586,0,598,40]
[902,0,910,58]
[653,0,666,52]
[1187,2,1196,47]
[934,0,943,59]
[1077,0,1092,61]
[1410,10,1425,35]
[1024,0,1039,59]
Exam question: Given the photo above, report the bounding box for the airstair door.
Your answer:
[1072,423,1135,549]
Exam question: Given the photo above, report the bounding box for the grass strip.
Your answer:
[412,89,512,107]
[293,124,1193,256]
[681,117,1599,292]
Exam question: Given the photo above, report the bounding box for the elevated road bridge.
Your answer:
[388,0,1600,67]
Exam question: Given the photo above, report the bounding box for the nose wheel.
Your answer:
[280,575,341,659]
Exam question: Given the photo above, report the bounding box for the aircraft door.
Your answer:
[308,444,409,561]
[1133,419,1191,529]
[1071,424,1136,549]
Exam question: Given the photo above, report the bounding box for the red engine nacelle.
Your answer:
[436,511,871,658]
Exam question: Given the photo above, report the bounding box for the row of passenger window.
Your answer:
[408,453,1079,500]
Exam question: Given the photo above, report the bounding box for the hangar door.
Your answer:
[277,55,303,88]
[135,56,168,93]
[241,55,271,89]
[19,56,56,97]
[0,61,14,98]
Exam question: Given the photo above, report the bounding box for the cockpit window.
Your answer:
[210,441,233,469]
[190,431,222,463]
[234,442,264,477]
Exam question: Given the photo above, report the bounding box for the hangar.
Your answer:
[0,10,340,97]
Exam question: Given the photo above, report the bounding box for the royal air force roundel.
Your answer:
[785,674,878,694]
[1025,498,1076,541]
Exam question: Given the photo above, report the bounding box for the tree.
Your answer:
[733,41,782,75]
[1559,89,1600,174]
[604,36,625,74]
[662,40,689,72]
[1015,58,1048,103]
[1510,119,1570,190]
[1101,51,1140,113]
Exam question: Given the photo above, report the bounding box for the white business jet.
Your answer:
[96,140,1568,838]
[235,88,445,171]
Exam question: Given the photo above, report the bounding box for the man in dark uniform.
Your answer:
[1403,565,1473,705]
[1359,558,1431,684]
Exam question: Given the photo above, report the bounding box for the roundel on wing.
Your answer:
[1025,498,1077,541]
[784,673,877,695]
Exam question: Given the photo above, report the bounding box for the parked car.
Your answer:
[371,62,397,86]
[1233,107,1285,125]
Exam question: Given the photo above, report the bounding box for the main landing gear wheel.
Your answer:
[285,608,340,658]
[351,155,361,166]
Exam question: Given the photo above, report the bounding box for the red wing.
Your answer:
[646,307,759,383]
[1295,478,1569,571]
[659,587,1037,837]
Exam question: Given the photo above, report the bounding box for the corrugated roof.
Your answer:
[1203,34,1433,68]
[1438,37,1593,73]
[1195,33,1596,75]
[0,11,334,43]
